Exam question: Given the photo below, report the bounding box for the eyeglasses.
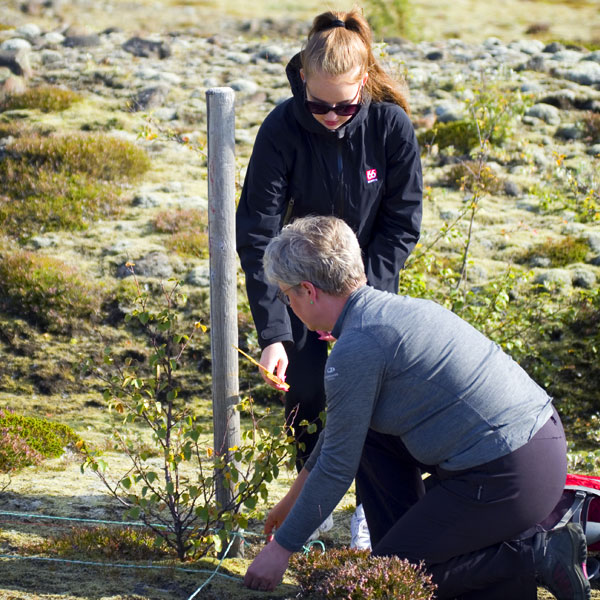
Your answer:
[276,285,296,307]
[304,83,363,116]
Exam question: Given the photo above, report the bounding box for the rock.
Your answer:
[510,39,545,55]
[41,49,62,65]
[534,269,572,289]
[0,38,32,51]
[554,62,600,86]
[434,101,465,122]
[571,268,596,289]
[525,103,561,125]
[153,107,178,121]
[254,44,286,63]
[15,23,42,41]
[116,252,173,279]
[0,48,32,77]
[586,233,600,254]
[63,34,101,48]
[129,85,169,111]
[228,78,258,95]
[426,50,444,60]
[583,51,600,64]
[29,234,59,248]
[186,265,210,287]
[519,54,549,73]
[132,193,162,208]
[42,31,65,46]
[555,124,583,140]
[504,181,521,197]
[587,144,600,156]
[530,257,552,268]
[122,37,171,59]
[225,51,251,65]
[543,42,565,53]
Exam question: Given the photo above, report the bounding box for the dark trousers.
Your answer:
[284,310,328,472]
[357,409,567,599]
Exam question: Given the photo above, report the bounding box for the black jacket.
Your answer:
[236,54,423,349]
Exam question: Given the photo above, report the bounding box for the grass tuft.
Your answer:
[0,86,83,113]
[0,131,151,239]
[518,236,590,267]
[28,526,174,561]
[0,248,104,331]
[153,208,209,258]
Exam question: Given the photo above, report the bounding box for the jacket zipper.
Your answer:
[335,138,344,218]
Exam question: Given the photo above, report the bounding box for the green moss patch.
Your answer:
[0,86,83,113]
[0,131,151,240]
[0,248,104,331]
[0,409,80,472]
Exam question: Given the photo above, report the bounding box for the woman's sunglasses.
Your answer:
[304,99,361,116]
[304,82,363,116]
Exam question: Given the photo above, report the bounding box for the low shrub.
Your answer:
[418,120,480,155]
[153,208,209,258]
[446,161,504,194]
[0,409,80,472]
[290,547,436,600]
[0,86,83,113]
[517,236,589,267]
[0,249,103,331]
[0,132,150,239]
[29,526,174,560]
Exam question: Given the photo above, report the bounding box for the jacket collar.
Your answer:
[286,52,370,140]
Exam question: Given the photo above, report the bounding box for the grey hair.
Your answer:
[263,215,367,296]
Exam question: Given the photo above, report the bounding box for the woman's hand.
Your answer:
[260,343,289,391]
[243,539,293,591]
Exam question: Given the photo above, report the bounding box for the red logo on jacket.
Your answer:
[366,168,378,183]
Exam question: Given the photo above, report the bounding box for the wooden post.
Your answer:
[206,87,242,557]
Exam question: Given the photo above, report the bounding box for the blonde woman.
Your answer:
[236,9,422,544]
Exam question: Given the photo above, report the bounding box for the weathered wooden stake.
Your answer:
[206,87,242,558]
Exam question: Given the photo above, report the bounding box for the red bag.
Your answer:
[542,473,600,581]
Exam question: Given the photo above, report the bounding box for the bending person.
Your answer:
[243,215,589,600]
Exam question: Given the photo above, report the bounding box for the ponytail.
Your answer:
[301,8,410,115]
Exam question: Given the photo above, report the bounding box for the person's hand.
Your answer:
[243,539,293,591]
[316,330,336,342]
[264,495,295,536]
[260,343,289,391]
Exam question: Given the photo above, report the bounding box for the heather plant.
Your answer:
[0,86,83,113]
[290,547,436,600]
[153,208,209,258]
[0,248,103,332]
[0,131,150,239]
[80,269,296,560]
[0,409,80,473]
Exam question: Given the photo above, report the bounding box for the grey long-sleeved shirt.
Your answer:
[274,285,554,552]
